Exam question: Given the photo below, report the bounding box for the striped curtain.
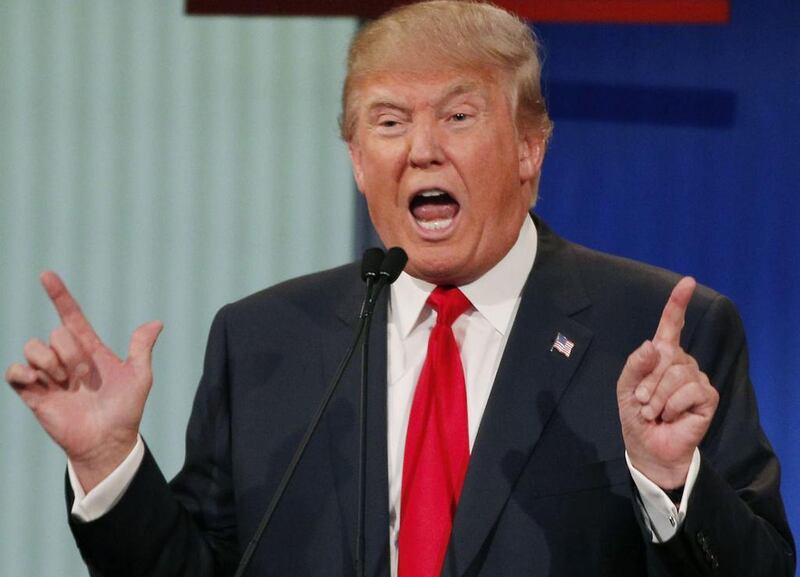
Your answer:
[0,2,357,575]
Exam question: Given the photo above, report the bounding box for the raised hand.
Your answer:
[617,277,719,489]
[5,272,162,492]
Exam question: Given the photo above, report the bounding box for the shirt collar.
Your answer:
[390,214,538,338]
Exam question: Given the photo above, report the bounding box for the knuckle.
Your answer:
[622,353,640,376]
[665,402,685,420]
[684,368,700,385]
[648,385,666,406]
[669,363,693,383]
[49,326,66,344]
[685,380,703,397]
[662,364,679,380]
[23,338,42,358]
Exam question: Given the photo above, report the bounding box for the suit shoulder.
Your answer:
[217,261,362,325]
[567,240,722,310]
[558,238,742,345]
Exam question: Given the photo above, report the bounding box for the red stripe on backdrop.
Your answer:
[187,0,730,24]
[509,0,730,24]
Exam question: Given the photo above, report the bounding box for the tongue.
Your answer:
[411,200,459,222]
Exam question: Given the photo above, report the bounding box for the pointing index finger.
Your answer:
[654,276,696,348]
[40,271,102,353]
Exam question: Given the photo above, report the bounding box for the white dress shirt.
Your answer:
[69,215,698,574]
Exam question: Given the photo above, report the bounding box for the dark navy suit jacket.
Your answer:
[69,217,795,576]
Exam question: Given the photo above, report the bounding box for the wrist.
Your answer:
[69,435,138,493]
[627,454,691,490]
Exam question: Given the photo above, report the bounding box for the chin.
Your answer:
[406,253,473,286]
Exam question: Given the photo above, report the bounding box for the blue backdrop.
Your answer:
[535,0,799,555]
[355,0,799,563]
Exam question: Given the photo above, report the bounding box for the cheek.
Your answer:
[364,149,407,191]
[467,145,517,190]
[467,158,529,217]
[465,129,515,169]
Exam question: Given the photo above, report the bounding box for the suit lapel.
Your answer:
[324,282,391,577]
[445,220,594,577]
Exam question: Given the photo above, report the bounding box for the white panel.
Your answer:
[0,1,358,574]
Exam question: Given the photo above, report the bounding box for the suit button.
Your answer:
[696,531,709,547]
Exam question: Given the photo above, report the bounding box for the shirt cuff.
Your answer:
[625,448,701,543]
[68,435,145,522]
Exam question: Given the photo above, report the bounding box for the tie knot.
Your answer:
[427,286,471,327]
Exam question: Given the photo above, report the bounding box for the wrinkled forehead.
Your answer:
[348,64,513,116]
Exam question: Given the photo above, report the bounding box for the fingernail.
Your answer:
[75,363,89,377]
[55,368,68,382]
[641,405,654,421]
[635,386,649,403]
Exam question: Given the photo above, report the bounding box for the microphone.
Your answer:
[360,247,385,282]
[359,248,385,319]
[233,247,405,577]
[365,247,408,315]
[379,247,409,284]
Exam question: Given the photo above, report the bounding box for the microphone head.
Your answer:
[361,247,385,281]
[379,247,408,284]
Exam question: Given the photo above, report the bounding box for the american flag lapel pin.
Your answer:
[551,332,575,358]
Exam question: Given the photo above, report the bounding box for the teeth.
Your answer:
[419,189,447,198]
[417,218,453,231]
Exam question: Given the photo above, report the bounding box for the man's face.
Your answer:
[348,67,543,285]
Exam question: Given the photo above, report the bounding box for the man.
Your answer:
[5,1,795,576]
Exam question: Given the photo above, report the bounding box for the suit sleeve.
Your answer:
[642,294,796,576]
[67,306,240,577]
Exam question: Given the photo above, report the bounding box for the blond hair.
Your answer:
[339,0,553,144]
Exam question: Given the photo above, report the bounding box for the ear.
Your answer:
[348,140,366,194]
[517,132,544,185]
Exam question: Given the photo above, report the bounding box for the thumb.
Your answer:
[127,320,164,372]
[617,340,660,399]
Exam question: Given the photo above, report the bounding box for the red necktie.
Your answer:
[398,286,472,577]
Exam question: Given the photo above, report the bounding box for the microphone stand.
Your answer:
[356,285,373,577]
[233,248,404,577]
[356,248,407,577]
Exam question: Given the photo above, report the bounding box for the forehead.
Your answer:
[353,67,509,112]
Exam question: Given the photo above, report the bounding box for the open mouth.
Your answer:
[409,189,460,231]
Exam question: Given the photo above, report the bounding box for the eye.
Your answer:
[446,110,477,127]
[372,114,406,135]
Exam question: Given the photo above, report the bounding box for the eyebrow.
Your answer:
[438,81,483,104]
[365,100,407,116]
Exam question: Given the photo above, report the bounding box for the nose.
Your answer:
[408,121,445,169]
